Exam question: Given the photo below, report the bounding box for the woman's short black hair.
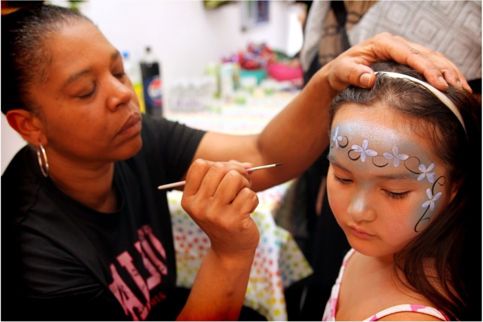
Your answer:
[1,3,91,114]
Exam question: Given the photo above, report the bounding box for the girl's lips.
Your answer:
[348,225,375,239]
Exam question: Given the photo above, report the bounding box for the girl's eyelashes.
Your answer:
[334,174,353,185]
[382,189,410,200]
[333,170,411,200]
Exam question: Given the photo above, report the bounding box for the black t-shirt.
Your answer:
[1,116,205,320]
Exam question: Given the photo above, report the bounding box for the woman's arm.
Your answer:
[176,160,259,320]
[193,33,471,192]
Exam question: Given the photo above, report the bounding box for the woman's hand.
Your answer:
[181,159,260,262]
[317,32,472,93]
[178,159,260,320]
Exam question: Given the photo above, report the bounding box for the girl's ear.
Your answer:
[6,109,46,145]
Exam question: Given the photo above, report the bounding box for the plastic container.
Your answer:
[140,46,163,117]
[122,51,146,113]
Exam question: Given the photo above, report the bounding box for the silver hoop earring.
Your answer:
[36,144,49,177]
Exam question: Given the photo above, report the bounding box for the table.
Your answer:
[165,85,313,320]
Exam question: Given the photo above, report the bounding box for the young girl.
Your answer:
[323,62,481,321]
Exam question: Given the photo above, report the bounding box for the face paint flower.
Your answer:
[417,163,436,183]
[383,146,409,167]
[351,139,377,162]
[331,126,343,148]
[422,188,442,211]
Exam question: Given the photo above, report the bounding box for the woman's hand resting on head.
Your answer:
[316,32,472,94]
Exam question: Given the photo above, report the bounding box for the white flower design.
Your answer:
[417,163,436,183]
[351,139,377,162]
[421,188,442,211]
[331,126,343,148]
[383,146,409,167]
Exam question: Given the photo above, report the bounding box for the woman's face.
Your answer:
[28,20,142,164]
[327,102,454,259]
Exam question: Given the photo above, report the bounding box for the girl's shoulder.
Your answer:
[338,251,447,321]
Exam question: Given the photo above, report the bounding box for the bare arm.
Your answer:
[193,33,470,191]
[176,160,259,320]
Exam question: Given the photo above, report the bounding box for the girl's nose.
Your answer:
[347,190,376,223]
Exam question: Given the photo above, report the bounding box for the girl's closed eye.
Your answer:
[333,173,353,185]
[382,188,410,200]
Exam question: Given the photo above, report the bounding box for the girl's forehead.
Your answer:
[331,103,436,158]
[334,121,421,150]
[329,120,439,171]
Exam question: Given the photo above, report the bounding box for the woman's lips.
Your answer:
[118,113,141,136]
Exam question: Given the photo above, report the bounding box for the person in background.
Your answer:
[1,2,470,321]
[323,61,480,320]
[280,1,481,319]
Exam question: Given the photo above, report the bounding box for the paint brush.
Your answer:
[157,162,282,190]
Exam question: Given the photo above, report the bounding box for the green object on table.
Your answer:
[240,69,267,85]
[234,95,247,105]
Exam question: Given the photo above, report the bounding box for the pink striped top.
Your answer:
[322,249,449,321]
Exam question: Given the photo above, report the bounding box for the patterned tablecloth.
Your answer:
[165,86,313,320]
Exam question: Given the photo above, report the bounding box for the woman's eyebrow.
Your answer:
[111,50,121,62]
[62,50,121,89]
[62,69,92,89]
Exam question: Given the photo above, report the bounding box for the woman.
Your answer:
[1,3,470,321]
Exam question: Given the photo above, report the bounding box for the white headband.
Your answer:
[375,71,466,132]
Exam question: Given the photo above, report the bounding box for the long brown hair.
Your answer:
[329,62,481,320]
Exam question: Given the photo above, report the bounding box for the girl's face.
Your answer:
[327,102,454,259]
[27,20,142,164]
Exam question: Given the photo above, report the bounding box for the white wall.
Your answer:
[82,0,292,88]
[1,116,26,172]
[1,0,301,173]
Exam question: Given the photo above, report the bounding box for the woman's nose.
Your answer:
[106,75,133,111]
[347,190,376,223]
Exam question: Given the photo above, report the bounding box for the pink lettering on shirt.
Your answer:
[108,264,149,321]
[134,240,162,289]
[117,252,151,309]
[138,225,168,275]
[108,225,168,320]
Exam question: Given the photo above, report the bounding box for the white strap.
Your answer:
[363,303,448,321]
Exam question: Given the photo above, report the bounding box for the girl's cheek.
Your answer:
[327,179,347,221]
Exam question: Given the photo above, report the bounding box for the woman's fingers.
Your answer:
[408,41,471,92]
[198,163,231,198]
[181,159,260,257]
[182,159,255,217]
[232,187,259,216]
[214,170,251,205]
[367,33,469,91]
[183,159,250,198]
[183,159,211,197]
[324,32,471,93]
